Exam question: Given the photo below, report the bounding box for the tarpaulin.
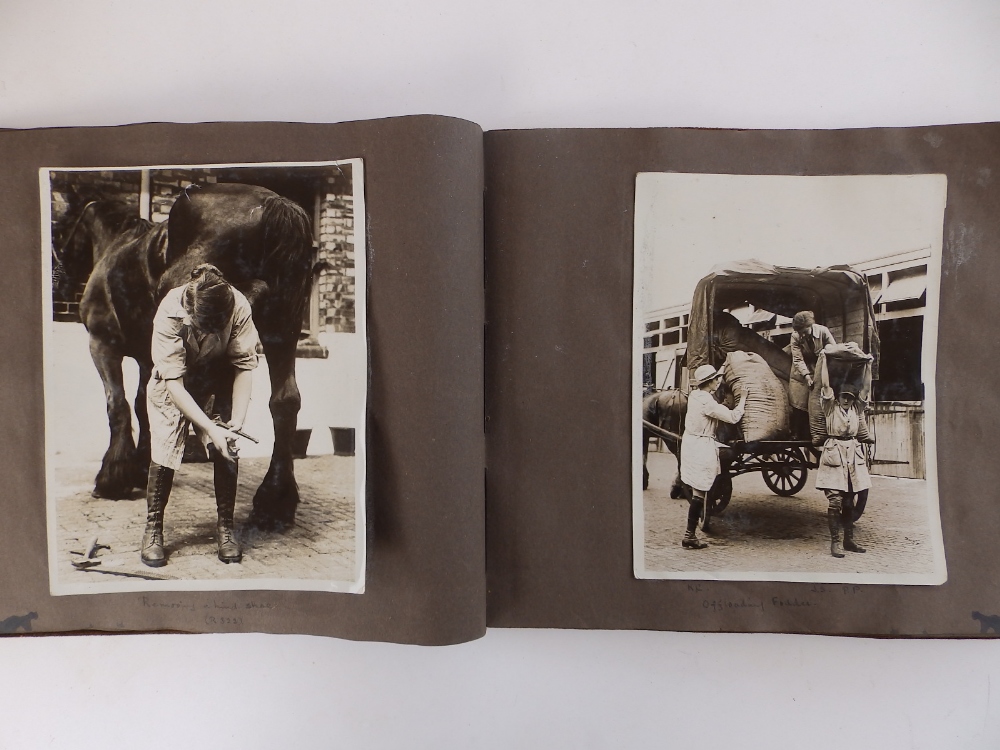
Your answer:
[686,259,880,380]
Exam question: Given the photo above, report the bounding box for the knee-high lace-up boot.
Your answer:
[842,503,866,553]
[682,494,709,549]
[214,451,241,564]
[140,463,174,567]
[827,510,845,558]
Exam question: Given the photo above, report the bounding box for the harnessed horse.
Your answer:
[641,389,687,495]
[52,183,314,530]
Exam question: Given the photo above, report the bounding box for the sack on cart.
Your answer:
[722,351,791,442]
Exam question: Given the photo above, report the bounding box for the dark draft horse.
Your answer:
[52,183,313,530]
[641,389,687,496]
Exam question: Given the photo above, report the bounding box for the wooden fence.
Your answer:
[869,402,925,480]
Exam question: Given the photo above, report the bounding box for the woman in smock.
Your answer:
[815,378,875,558]
[679,364,746,549]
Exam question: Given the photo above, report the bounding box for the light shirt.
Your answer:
[683,388,745,438]
[790,323,837,378]
[151,285,259,381]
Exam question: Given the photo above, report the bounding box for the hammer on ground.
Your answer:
[70,536,110,569]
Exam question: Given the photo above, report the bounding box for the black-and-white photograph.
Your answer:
[632,173,947,584]
[42,160,366,594]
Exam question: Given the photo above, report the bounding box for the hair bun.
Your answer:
[185,263,234,331]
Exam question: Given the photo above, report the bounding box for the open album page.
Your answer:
[0,116,486,645]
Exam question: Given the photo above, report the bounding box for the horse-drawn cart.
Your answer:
[643,260,880,531]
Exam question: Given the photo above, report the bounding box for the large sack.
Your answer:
[714,311,793,383]
[722,351,790,442]
[807,346,874,445]
[807,381,826,446]
[821,343,874,401]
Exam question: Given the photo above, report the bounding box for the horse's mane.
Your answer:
[91,201,149,236]
[52,200,161,297]
[114,213,155,242]
[54,200,148,255]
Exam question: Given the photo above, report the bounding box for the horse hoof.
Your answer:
[246,510,295,533]
[91,486,134,501]
[94,459,145,500]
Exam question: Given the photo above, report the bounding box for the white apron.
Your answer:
[680,433,721,492]
[680,389,743,492]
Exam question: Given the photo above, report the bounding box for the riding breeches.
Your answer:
[147,377,208,471]
[824,489,848,513]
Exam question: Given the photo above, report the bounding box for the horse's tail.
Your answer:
[259,194,314,329]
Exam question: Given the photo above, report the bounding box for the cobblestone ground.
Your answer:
[52,455,357,588]
[643,450,941,578]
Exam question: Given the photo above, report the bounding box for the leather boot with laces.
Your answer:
[140,463,174,568]
[216,520,242,564]
[827,509,845,558]
[213,449,242,564]
[843,519,866,553]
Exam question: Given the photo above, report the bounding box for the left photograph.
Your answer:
[42,161,367,595]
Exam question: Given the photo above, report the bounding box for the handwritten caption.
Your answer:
[140,597,277,628]
[686,583,863,614]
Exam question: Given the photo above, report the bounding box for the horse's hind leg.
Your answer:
[642,432,650,490]
[248,341,300,531]
[132,360,153,489]
[89,338,138,499]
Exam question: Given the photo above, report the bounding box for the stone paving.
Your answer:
[52,454,358,589]
[642,449,943,579]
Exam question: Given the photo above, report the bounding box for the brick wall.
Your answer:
[316,167,356,334]
[149,169,217,224]
[50,170,142,229]
[49,170,142,321]
[48,166,358,335]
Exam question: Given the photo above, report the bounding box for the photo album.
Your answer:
[0,116,996,645]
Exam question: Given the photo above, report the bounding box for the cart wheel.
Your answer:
[851,489,869,522]
[762,449,808,497]
[700,474,733,532]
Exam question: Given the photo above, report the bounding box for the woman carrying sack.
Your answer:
[814,349,875,558]
[679,364,747,549]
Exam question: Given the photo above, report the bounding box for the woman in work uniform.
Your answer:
[789,310,837,443]
[679,364,746,549]
[140,263,260,568]
[815,380,875,558]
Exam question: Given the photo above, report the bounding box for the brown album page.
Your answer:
[485,123,996,637]
[0,115,485,646]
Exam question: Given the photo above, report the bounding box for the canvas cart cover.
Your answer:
[686,259,880,379]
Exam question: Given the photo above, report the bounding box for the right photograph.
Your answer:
[632,172,948,585]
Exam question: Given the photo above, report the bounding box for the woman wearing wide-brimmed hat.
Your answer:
[679,364,746,549]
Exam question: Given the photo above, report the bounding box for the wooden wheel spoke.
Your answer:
[761,448,808,497]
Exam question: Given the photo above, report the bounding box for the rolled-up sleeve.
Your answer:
[703,399,744,425]
[227,296,260,371]
[790,331,810,378]
[151,307,187,381]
